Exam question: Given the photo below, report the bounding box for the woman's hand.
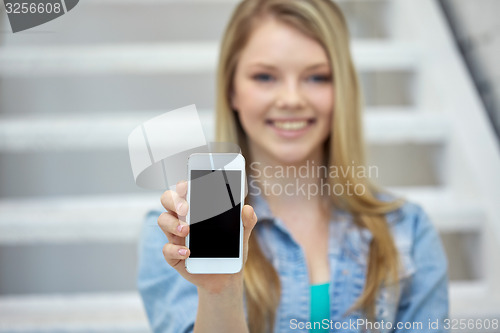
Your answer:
[158,180,258,295]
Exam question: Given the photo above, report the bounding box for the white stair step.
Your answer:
[87,0,238,3]
[0,110,212,152]
[449,281,500,319]
[352,40,421,71]
[0,187,482,244]
[0,108,446,152]
[0,40,420,76]
[0,110,205,152]
[0,282,497,333]
[364,111,448,144]
[86,0,380,3]
[388,187,485,233]
[0,292,148,333]
[0,194,160,244]
[83,0,388,4]
[1,1,390,48]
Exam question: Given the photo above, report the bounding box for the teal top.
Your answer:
[310,283,330,332]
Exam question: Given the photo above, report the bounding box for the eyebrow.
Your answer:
[248,62,330,70]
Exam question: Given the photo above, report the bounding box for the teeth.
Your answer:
[273,120,308,130]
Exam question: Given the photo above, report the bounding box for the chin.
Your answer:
[270,146,316,166]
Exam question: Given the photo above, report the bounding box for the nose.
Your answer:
[275,79,305,110]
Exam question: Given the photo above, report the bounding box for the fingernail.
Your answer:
[178,248,188,256]
[177,224,184,233]
[176,202,184,213]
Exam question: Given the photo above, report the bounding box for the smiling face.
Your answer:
[231,16,334,166]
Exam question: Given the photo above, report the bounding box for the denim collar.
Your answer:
[247,191,374,262]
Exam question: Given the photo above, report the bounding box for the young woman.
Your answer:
[137,1,449,332]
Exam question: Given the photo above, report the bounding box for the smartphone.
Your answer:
[185,153,245,274]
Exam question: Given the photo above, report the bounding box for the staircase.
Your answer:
[1,0,499,331]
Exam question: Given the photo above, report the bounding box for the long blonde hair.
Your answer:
[215,0,403,331]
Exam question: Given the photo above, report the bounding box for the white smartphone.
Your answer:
[185,153,245,274]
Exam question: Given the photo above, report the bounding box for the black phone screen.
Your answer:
[189,170,241,258]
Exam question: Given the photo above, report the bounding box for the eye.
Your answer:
[252,73,275,82]
[308,74,332,83]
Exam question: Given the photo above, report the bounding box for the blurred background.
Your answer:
[0,0,499,331]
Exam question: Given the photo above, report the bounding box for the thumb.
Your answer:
[242,204,257,245]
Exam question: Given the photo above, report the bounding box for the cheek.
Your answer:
[234,81,275,121]
[241,81,275,108]
[307,87,334,137]
[234,87,262,133]
[307,86,334,120]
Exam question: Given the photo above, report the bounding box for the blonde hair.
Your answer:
[215,0,403,331]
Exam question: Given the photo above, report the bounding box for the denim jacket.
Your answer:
[137,193,449,333]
